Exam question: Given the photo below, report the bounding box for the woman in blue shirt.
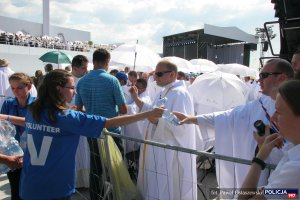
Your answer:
[0,72,35,200]
[1,69,163,200]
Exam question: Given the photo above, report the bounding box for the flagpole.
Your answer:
[133,40,138,71]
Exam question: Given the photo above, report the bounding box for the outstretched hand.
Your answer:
[148,107,164,124]
[173,111,197,125]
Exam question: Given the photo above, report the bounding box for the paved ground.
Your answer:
[0,167,217,200]
[0,175,10,200]
[0,174,90,200]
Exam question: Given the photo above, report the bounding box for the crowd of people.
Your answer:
[0,29,116,52]
[0,47,299,199]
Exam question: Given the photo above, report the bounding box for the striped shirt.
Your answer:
[75,69,126,133]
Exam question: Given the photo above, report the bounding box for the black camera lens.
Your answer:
[254,120,276,136]
[254,120,266,136]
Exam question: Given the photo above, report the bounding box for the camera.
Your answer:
[254,120,276,136]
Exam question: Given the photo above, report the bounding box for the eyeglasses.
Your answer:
[64,86,76,90]
[259,72,282,79]
[155,71,172,77]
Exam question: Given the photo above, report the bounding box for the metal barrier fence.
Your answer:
[75,129,276,200]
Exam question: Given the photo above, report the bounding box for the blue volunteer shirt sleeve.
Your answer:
[59,110,107,138]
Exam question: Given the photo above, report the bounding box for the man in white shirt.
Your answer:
[70,55,89,188]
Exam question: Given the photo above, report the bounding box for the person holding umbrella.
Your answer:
[39,51,73,70]
[44,63,53,74]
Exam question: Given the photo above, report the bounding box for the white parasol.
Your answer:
[189,71,248,112]
[162,56,195,73]
[217,63,258,77]
[110,43,161,72]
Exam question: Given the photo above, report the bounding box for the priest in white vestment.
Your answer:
[174,59,294,193]
[131,60,197,200]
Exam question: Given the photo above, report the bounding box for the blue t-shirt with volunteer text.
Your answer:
[0,95,36,141]
[20,109,106,200]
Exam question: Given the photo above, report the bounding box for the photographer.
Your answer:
[238,80,300,199]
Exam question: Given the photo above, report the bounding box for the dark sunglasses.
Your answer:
[155,71,172,77]
[259,72,282,79]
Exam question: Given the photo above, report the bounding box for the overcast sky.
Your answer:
[1,0,280,68]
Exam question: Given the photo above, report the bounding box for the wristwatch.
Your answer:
[252,157,266,170]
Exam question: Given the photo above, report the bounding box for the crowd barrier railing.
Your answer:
[86,129,276,200]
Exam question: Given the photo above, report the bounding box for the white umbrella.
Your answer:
[189,71,247,112]
[217,63,256,77]
[110,44,161,72]
[162,56,195,73]
[190,58,219,73]
[247,68,259,79]
[190,58,216,67]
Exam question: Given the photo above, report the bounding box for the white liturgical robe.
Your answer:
[137,81,197,200]
[197,95,276,190]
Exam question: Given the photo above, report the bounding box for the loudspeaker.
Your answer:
[271,0,300,60]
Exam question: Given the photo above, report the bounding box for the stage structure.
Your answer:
[163,24,258,66]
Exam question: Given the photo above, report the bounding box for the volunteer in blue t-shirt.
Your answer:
[0,72,35,200]
[0,69,163,200]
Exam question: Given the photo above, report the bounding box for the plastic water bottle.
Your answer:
[162,110,180,126]
[155,97,180,126]
[156,97,167,108]
[0,141,9,174]
[7,140,24,157]
[0,140,23,174]
[19,132,27,151]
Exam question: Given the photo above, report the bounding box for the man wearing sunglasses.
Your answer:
[130,60,197,200]
[173,58,294,197]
